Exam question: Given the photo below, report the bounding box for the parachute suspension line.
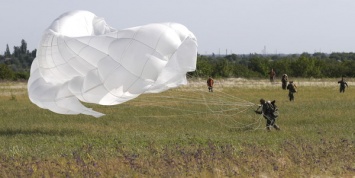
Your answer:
[201,91,214,113]
[251,114,264,131]
[217,90,256,107]
[199,91,230,125]
[128,87,263,131]
[115,71,261,131]
[209,89,264,130]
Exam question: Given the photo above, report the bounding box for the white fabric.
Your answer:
[28,10,198,117]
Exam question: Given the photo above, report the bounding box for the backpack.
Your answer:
[287,83,297,92]
[267,100,278,118]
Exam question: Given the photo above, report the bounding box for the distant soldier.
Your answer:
[207,76,214,92]
[286,81,297,101]
[269,68,276,82]
[338,76,348,93]
[255,99,280,131]
[281,74,288,90]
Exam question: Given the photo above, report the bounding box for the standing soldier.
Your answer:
[287,81,297,101]
[207,76,214,92]
[281,74,288,90]
[338,76,348,93]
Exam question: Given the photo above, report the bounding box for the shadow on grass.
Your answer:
[0,128,83,136]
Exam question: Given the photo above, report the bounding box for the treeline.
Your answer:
[1,39,355,81]
[0,39,36,80]
[189,52,355,78]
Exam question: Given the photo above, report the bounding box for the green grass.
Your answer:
[0,80,354,177]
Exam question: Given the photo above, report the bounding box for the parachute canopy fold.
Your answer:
[28,10,198,117]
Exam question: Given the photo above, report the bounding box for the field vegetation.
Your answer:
[0,79,354,177]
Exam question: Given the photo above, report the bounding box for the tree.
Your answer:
[342,60,355,77]
[31,49,37,58]
[214,59,233,77]
[0,63,14,80]
[20,39,27,54]
[192,55,214,77]
[5,44,11,57]
[272,58,292,76]
[291,55,322,77]
[13,46,21,57]
[232,63,260,78]
[312,52,328,60]
[321,59,343,77]
[248,55,270,77]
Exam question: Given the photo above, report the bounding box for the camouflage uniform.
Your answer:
[255,99,280,131]
[281,74,288,90]
[269,69,276,82]
[338,78,348,93]
[287,81,297,101]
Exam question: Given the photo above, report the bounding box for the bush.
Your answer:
[0,64,14,80]
[13,72,30,80]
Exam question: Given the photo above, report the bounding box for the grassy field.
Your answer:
[0,79,354,177]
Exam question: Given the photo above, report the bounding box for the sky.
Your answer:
[1,0,355,55]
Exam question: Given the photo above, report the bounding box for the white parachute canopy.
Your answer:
[28,10,198,117]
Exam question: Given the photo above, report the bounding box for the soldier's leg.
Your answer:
[270,118,280,130]
[266,117,272,131]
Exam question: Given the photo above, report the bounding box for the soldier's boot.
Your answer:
[273,125,280,131]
